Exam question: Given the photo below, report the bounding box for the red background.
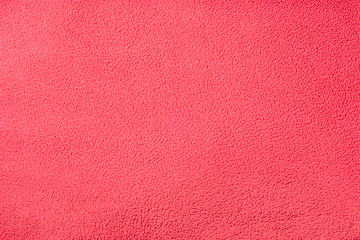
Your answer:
[1,0,360,239]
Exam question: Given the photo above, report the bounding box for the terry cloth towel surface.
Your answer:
[1,0,360,239]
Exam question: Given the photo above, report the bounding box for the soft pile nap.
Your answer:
[0,0,360,239]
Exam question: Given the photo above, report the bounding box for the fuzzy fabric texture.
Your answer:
[1,0,360,239]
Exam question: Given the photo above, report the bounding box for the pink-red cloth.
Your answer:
[1,0,360,239]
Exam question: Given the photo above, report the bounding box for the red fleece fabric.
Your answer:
[1,0,360,239]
